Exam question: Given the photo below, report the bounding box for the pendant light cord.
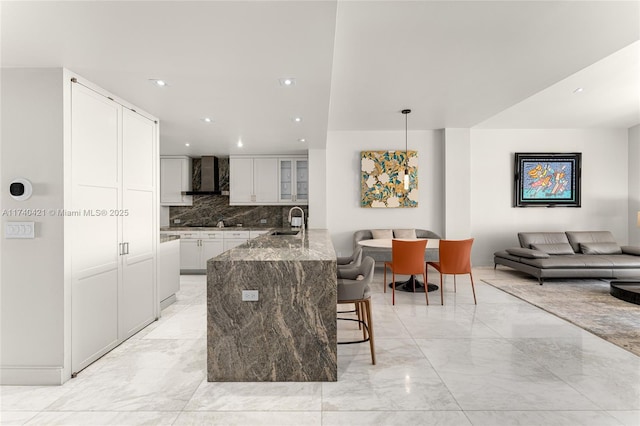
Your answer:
[402,109,411,172]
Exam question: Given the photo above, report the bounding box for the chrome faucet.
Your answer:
[288,206,305,229]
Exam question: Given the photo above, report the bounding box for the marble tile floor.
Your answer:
[2,267,640,425]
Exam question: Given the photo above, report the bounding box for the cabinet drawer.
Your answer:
[224,230,251,239]
[201,231,224,240]
[177,231,200,239]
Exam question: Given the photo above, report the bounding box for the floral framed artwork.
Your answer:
[361,150,418,208]
[514,152,581,207]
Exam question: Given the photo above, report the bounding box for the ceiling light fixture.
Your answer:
[185,143,190,147]
[237,139,243,148]
[402,109,411,191]
[573,87,584,94]
[202,117,212,123]
[298,138,306,143]
[149,79,167,87]
[279,78,296,87]
[292,117,302,123]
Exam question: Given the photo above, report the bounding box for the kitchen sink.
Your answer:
[270,230,300,236]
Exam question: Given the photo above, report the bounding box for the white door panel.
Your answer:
[121,258,155,339]
[122,109,154,188]
[71,270,119,372]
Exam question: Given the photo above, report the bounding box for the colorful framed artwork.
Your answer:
[361,150,418,208]
[514,152,581,207]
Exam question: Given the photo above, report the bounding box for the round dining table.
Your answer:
[357,238,440,292]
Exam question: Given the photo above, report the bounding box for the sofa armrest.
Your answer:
[621,246,640,256]
[505,247,550,259]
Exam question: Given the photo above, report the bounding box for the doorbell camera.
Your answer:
[9,178,32,201]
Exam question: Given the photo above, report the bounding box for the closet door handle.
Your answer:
[124,242,130,254]
[119,243,123,255]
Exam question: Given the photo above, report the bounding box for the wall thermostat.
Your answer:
[9,178,33,201]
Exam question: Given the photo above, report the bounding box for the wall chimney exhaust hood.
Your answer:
[184,156,226,195]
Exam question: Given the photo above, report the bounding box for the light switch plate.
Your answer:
[5,221,35,239]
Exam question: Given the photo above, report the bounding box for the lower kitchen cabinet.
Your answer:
[175,229,264,273]
[158,237,180,309]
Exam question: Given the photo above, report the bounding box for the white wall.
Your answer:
[470,128,630,266]
[326,130,444,257]
[629,124,640,244]
[308,148,327,228]
[444,129,471,239]
[1,69,66,384]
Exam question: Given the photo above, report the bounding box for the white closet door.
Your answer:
[120,108,156,339]
[70,84,120,373]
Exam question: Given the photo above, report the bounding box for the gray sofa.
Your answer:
[353,229,441,263]
[494,231,640,284]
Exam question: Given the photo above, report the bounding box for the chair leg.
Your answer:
[423,271,429,305]
[440,273,444,305]
[360,302,367,340]
[356,302,362,330]
[470,272,477,305]
[392,271,396,305]
[383,265,387,293]
[364,298,376,365]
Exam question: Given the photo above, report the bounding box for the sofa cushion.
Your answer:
[566,231,616,253]
[371,229,393,239]
[622,246,640,256]
[394,229,417,239]
[531,243,575,255]
[519,232,570,249]
[580,242,622,255]
[505,247,550,259]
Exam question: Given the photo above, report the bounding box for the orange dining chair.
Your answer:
[426,238,475,305]
[384,239,428,305]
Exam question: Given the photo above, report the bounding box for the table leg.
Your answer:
[389,275,438,293]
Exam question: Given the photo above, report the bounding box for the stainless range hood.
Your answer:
[184,156,223,195]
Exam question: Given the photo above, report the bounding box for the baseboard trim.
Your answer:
[1,366,65,385]
[160,293,177,310]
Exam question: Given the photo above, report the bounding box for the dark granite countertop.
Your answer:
[161,226,273,232]
[160,234,180,243]
[209,229,335,262]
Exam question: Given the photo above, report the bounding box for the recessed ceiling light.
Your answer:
[149,79,167,87]
[573,87,584,94]
[279,77,296,87]
[298,138,306,143]
[202,117,212,123]
[292,117,302,123]
[185,143,190,147]
[237,139,243,148]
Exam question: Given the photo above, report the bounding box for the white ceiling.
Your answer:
[2,1,639,157]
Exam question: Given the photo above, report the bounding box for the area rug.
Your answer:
[482,275,640,357]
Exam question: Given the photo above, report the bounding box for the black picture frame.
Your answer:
[514,152,581,207]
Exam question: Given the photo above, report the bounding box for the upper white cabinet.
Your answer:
[229,156,279,205]
[279,157,308,204]
[230,155,307,205]
[160,156,192,206]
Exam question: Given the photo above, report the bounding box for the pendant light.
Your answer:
[402,109,411,190]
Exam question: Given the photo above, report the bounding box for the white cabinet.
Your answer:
[279,157,308,204]
[160,156,192,206]
[229,156,279,205]
[70,81,158,374]
[178,230,225,272]
[158,237,180,309]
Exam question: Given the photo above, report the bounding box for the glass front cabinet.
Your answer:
[279,157,308,204]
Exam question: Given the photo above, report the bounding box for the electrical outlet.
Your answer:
[242,290,259,301]
[174,219,181,224]
[260,219,267,224]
